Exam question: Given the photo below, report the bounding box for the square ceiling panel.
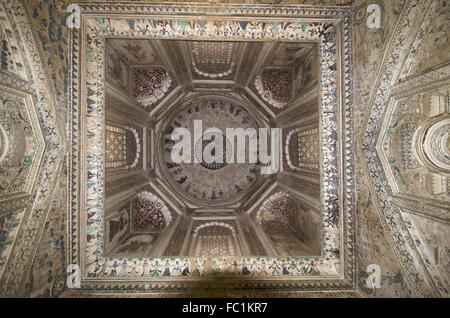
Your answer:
[69,3,355,294]
[103,38,322,260]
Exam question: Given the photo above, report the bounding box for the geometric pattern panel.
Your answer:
[285,127,319,171]
[105,125,127,168]
[297,128,319,170]
[191,41,236,78]
[190,221,238,257]
[105,124,142,170]
[194,235,235,257]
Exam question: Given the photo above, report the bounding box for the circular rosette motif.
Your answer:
[194,133,232,171]
[421,117,450,172]
[133,191,172,231]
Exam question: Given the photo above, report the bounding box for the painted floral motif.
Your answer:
[0,17,27,80]
[0,1,64,296]
[5,0,446,299]
[0,211,24,278]
[257,192,296,231]
[255,69,291,108]
[400,124,421,169]
[133,68,172,107]
[362,0,449,297]
[133,191,172,230]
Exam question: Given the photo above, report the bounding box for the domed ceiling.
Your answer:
[99,35,324,264]
[2,0,446,299]
[161,97,262,205]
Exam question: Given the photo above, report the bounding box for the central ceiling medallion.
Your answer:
[161,97,261,205]
[194,133,231,171]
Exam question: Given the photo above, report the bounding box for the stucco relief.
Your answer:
[378,85,449,207]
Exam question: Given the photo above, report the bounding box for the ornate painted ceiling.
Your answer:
[102,36,324,263]
[0,0,448,298]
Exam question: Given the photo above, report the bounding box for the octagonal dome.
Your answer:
[158,95,264,207]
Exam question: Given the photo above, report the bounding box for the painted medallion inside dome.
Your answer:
[162,98,262,204]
